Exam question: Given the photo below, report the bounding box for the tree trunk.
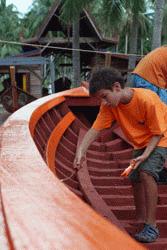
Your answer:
[141,38,144,55]
[125,33,128,54]
[126,55,137,86]
[152,0,165,50]
[72,17,81,87]
[129,16,138,54]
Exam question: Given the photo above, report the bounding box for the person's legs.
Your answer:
[129,147,167,242]
[139,171,158,226]
[129,148,146,222]
[134,171,159,243]
[131,181,146,222]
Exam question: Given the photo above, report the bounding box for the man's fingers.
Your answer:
[133,162,139,169]
[73,155,86,169]
[74,159,83,169]
[73,162,80,168]
[133,159,142,169]
[74,165,80,170]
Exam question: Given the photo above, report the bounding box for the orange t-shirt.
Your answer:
[133,46,167,89]
[92,88,167,149]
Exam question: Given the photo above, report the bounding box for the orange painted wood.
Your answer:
[0,87,146,250]
[29,86,89,136]
[46,112,75,175]
[0,120,145,250]
[77,129,126,231]
[29,96,65,136]
[0,188,14,250]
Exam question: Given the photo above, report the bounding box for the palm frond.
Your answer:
[60,0,94,23]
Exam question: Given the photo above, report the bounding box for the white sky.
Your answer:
[6,0,33,14]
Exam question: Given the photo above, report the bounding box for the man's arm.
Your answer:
[134,134,163,168]
[74,128,100,169]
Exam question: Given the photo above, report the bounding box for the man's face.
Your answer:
[95,86,122,107]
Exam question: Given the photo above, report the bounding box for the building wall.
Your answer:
[19,65,42,98]
[29,67,42,98]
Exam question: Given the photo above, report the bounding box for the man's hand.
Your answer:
[73,128,100,170]
[121,154,148,178]
[73,151,86,170]
[133,135,162,169]
[133,154,148,169]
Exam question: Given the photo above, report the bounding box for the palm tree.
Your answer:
[152,0,165,49]
[0,0,21,57]
[60,0,94,86]
[161,2,167,44]
[96,0,124,38]
[22,0,54,38]
[127,0,147,54]
[99,0,150,54]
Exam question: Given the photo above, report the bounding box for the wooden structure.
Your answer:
[22,0,118,50]
[0,56,49,97]
[21,0,143,79]
[1,87,167,249]
[22,0,119,78]
[0,56,49,112]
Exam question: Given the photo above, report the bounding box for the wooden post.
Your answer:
[126,55,137,86]
[23,74,27,92]
[10,66,18,111]
[50,55,56,93]
[105,52,112,67]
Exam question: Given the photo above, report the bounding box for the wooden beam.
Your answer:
[39,37,99,44]
[105,52,112,67]
[0,57,49,66]
[10,66,18,111]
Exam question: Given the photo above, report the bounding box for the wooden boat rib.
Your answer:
[0,86,166,249]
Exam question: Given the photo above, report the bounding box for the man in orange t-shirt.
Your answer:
[74,67,167,243]
[132,46,167,104]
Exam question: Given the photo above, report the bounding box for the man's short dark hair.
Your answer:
[89,67,125,95]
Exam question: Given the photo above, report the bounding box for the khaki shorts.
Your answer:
[129,146,167,182]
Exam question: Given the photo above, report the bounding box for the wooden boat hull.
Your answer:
[0,87,166,249]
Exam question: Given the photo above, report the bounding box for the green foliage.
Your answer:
[60,0,94,23]
[162,2,167,44]
[0,0,21,57]
[0,0,164,59]
[99,0,125,33]
[22,0,54,38]
[20,0,162,55]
